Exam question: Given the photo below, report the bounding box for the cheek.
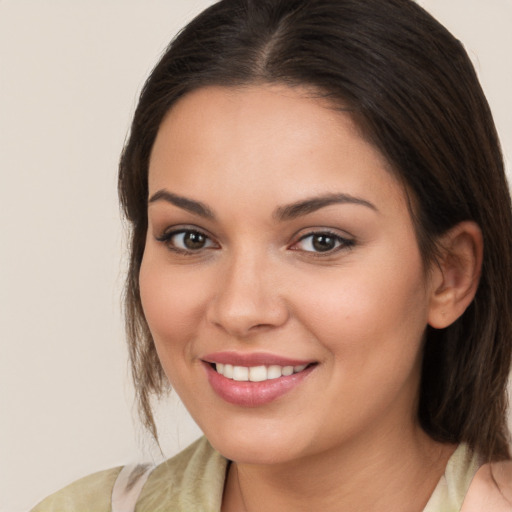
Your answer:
[288,257,429,435]
[292,255,429,369]
[138,253,209,362]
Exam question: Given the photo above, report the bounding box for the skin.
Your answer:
[140,85,461,511]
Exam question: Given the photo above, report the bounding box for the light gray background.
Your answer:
[1,1,511,511]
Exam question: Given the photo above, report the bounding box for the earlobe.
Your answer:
[427,221,483,329]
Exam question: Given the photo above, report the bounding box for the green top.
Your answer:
[423,444,480,512]
[31,437,480,512]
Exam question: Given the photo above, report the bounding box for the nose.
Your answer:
[206,251,289,338]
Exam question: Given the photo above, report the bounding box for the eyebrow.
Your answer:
[273,193,378,221]
[148,189,377,221]
[148,190,215,219]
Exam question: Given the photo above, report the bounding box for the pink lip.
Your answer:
[202,351,313,367]
[202,355,316,407]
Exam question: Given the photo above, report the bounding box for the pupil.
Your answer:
[184,232,206,249]
[312,234,335,252]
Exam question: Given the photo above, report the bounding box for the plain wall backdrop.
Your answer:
[1,1,511,511]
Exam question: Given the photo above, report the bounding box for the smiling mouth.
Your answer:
[212,363,313,382]
[204,358,317,406]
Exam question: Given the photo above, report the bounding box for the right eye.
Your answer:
[156,229,218,253]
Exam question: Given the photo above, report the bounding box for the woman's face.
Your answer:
[140,85,437,465]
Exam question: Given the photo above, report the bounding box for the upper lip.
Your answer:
[202,351,315,367]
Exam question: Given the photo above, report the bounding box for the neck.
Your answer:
[222,421,455,512]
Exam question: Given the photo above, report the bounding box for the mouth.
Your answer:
[201,354,317,407]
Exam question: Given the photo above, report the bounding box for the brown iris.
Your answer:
[183,231,207,250]
[312,234,337,252]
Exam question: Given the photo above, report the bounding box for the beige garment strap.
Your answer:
[111,463,155,512]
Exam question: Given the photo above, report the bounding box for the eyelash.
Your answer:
[156,228,218,255]
[155,228,355,256]
[291,231,355,255]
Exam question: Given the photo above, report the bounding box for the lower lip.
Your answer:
[203,362,316,407]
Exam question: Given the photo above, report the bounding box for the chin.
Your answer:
[212,437,299,466]
[198,416,313,465]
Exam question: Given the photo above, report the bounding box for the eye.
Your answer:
[291,231,354,253]
[156,228,218,253]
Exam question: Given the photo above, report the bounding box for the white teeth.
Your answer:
[249,366,267,382]
[233,366,249,381]
[282,366,294,376]
[224,364,234,379]
[215,363,309,381]
[267,365,282,380]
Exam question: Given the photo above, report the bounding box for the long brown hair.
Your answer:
[119,0,512,461]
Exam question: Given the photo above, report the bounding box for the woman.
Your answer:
[32,0,512,510]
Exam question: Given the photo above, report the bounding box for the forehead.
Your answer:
[148,84,405,215]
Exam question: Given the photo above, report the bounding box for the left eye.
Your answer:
[163,229,217,251]
[292,232,352,253]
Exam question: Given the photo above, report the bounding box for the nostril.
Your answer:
[251,323,272,330]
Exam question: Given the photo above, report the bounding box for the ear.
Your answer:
[428,221,483,329]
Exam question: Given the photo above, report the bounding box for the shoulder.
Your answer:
[31,437,227,512]
[30,466,123,512]
[461,460,512,512]
[136,436,228,511]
